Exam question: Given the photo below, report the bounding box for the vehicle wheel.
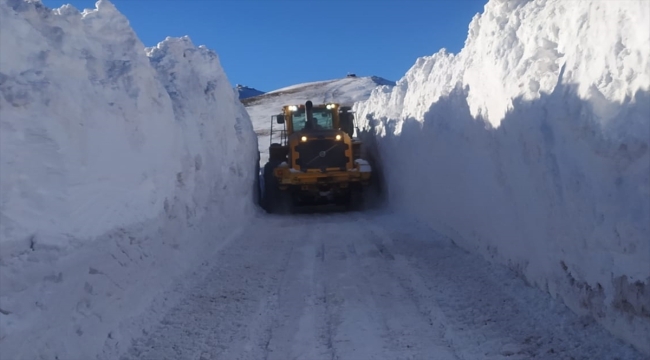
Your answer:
[255,152,262,207]
[277,187,296,214]
[269,143,286,163]
[346,186,364,212]
[262,161,278,213]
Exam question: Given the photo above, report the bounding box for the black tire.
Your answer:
[262,161,277,213]
[269,143,286,163]
[345,186,364,212]
[277,188,296,214]
[254,152,262,207]
[261,161,294,214]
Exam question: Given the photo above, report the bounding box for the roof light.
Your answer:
[288,105,298,111]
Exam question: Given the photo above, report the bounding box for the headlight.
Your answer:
[335,134,342,140]
[288,105,298,111]
[301,136,308,142]
[326,104,337,109]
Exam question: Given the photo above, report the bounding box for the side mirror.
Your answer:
[276,114,285,124]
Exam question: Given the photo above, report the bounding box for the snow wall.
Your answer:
[355,0,650,354]
[0,0,258,358]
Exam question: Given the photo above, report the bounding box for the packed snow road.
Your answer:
[113,211,643,360]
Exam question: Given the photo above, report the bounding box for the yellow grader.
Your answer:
[260,100,372,213]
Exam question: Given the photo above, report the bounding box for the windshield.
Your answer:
[291,108,334,131]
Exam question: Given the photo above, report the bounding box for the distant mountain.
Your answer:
[242,75,395,107]
[242,75,395,165]
[369,75,396,87]
[235,84,265,99]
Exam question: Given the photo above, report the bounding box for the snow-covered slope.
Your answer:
[0,0,257,358]
[235,84,264,99]
[355,0,650,354]
[244,75,394,165]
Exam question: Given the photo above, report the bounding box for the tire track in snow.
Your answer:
[289,213,459,359]
[117,217,305,360]
[114,212,646,360]
[344,217,460,359]
[259,240,296,360]
[361,214,646,360]
[259,230,323,360]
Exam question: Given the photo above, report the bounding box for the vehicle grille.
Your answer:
[295,139,348,171]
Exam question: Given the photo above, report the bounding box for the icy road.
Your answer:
[115,212,643,360]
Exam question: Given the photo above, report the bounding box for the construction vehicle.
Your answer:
[260,100,372,213]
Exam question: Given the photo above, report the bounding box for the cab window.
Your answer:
[291,108,334,131]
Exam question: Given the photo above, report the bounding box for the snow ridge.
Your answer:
[355,0,650,354]
[0,0,257,358]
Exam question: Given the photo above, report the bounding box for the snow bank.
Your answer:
[0,0,257,358]
[355,0,650,353]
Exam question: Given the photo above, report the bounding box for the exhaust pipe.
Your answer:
[305,100,314,129]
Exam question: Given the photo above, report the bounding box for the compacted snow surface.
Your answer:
[109,212,644,360]
[1,0,648,358]
[355,0,650,354]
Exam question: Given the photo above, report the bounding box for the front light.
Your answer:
[288,105,298,111]
[301,136,308,142]
[335,134,342,140]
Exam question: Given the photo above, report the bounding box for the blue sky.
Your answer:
[42,0,486,92]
